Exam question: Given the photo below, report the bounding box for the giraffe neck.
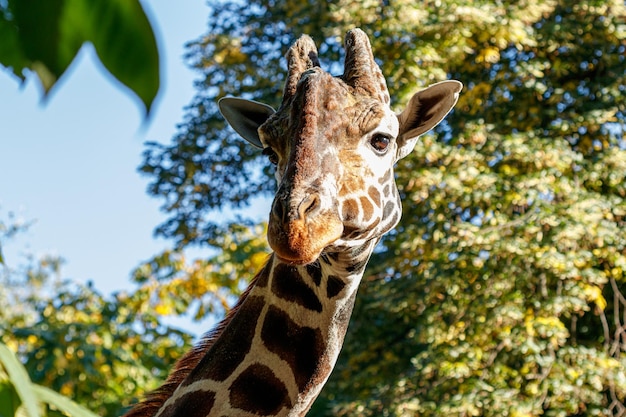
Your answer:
[152,238,379,417]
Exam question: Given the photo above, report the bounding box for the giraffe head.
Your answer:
[220,29,461,265]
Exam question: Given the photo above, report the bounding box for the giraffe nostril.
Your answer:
[298,194,321,219]
[272,193,321,223]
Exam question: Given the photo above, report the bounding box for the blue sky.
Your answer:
[0,2,215,334]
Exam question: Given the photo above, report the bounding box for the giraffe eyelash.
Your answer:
[262,147,279,165]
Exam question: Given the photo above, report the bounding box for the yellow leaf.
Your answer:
[583,284,607,311]
[154,303,172,316]
[477,46,500,64]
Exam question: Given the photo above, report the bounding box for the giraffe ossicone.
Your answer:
[124,28,461,417]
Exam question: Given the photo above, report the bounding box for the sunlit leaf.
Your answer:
[0,343,40,417]
[32,384,99,417]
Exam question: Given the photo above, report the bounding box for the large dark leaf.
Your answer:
[0,0,159,115]
[77,0,160,114]
[11,0,73,90]
[0,4,29,81]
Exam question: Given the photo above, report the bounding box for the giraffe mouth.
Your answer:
[268,216,343,265]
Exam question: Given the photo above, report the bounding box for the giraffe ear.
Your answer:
[396,80,463,160]
[218,97,276,148]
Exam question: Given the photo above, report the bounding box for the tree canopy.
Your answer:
[0,216,193,416]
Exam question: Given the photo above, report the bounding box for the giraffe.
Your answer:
[123,29,461,417]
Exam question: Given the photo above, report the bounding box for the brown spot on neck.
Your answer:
[261,306,325,393]
[305,260,323,286]
[326,275,346,298]
[229,363,292,415]
[272,263,323,312]
[155,390,216,417]
[182,295,265,385]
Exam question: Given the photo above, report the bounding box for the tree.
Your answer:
[311,1,626,416]
[142,0,626,415]
[0,212,271,416]
[0,0,159,115]
[0,215,193,416]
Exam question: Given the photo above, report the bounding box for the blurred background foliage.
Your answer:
[0,217,268,416]
[2,0,625,416]
[0,218,191,415]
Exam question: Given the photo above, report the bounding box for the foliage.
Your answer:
[0,0,159,115]
[0,217,193,416]
[0,213,270,416]
[0,342,99,417]
[141,0,626,416]
[130,222,270,320]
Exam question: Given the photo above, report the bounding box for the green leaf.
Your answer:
[1,0,159,116]
[0,381,21,417]
[11,0,76,93]
[32,385,99,417]
[0,5,29,81]
[75,0,160,115]
[0,344,40,417]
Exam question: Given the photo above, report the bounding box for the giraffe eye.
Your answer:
[370,134,391,154]
[262,147,279,165]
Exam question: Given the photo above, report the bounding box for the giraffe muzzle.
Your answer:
[268,193,343,265]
